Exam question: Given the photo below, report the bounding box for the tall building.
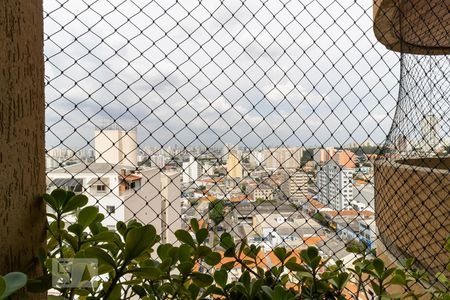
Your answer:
[262,147,303,170]
[182,156,201,184]
[160,171,182,244]
[249,150,264,168]
[313,147,336,165]
[226,150,243,179]
[333,150,357,168]
[289,170,308,202]
[125,169,182,245]
[420,114,440,153]
[94,125,138,167]
[317,160,353,210]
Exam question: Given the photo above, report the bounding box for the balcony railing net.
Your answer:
[44,0,449,293]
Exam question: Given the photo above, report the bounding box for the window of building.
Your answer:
[97,185,106,192]
[106,205,115,214]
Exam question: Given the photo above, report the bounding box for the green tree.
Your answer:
[208,200,225,226]
[208,200,225,246]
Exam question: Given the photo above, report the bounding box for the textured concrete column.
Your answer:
[375,158,450,276]
[0,0,46,298]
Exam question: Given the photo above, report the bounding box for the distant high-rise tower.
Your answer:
[182,156,201,184]
[226,150,243,179]
[262,147,303,170]
[289,170,308,202]
[317,160,353,210]
[333,150,357,169]
[313,147,336,165]
[420,114,440,153]
[94,125,138,167]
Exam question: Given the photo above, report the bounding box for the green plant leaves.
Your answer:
[175,230,196,247]
[191,272,213,288]
[77,206,99,228]
[124,225,156,262]
[330,272,350,291]
[84,247,116,269]
[61,194,89,214]
[33,190,450,300]
[204,252,221,266]
[157,244,173,260]
[0,272,27,300]
[219,233,235,250]
[87,231,118,243]
[195,228,208,245]
[372,258,385,278]
[178,262,194,275]
[50,189,67,208]
[129,267,162,280]
[214,269,227,288]
[190,219,199,233]
[273,247,287,262]
[306,246,319,259]
[43,193,59,212]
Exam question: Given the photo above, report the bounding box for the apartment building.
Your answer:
[226,150,243,179]
[262,147,303,170]
[253,184,275,201]
[125,169,182,244]
[94,125,138,167]
[47,163,141,229]
[313,147,336,165]
[317,160,354,210]
[182,156,202,185]
[333,150,357,169]
[289,170,308,203]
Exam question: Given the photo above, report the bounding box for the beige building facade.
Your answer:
[226,150,243,179]
[125,168,182,245]
[94,126,138,167]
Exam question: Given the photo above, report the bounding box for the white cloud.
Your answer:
[44,0,398,148]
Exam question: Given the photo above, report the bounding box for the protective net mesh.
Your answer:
[384,54,450,158]
[42,0,450,295]
[377,52,450,277]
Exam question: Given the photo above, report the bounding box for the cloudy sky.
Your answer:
[44,0,400,150]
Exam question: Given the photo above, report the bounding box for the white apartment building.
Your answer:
[201,162,216,176]
[47,127,182,242]
[289,170,308,202]
[47,163,141,229]
[249,150,265,168]
[46,148,76,170]
[182,156,201,184]
[317,160,353,210]
[47,164,182,243]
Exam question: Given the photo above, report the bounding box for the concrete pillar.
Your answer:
[0,0,46,298]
